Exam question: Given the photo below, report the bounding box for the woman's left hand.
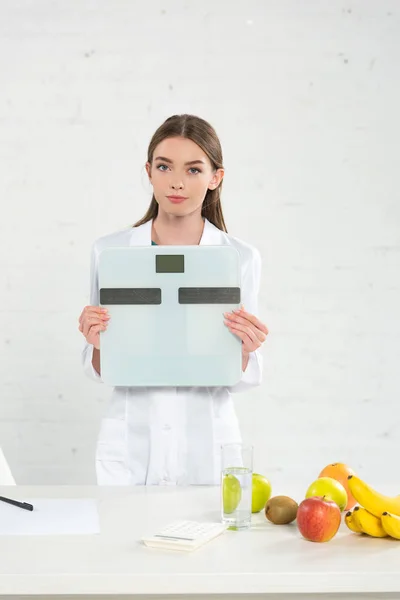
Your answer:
[223,306,269,354]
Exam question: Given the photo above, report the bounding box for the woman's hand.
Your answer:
[78,306,110,350]
[224,306,269,355]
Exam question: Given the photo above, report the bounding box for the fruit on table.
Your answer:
[381,512,400,540]
[344,509,363,534]
[351,506,387,538]
[297,496,341,542]
[222,474,242,514]
[305,477,348,512]
[265,495,298,524]
[252,473,272,513]
[348,475,400,518]
[318,463,357,511]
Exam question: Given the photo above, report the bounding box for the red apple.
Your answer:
[297,496,341,542]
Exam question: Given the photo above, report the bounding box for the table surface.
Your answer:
[0,483,400,597]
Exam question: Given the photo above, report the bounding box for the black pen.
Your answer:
[0,496,34,511]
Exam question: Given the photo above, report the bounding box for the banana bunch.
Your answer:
[344,475,400,539]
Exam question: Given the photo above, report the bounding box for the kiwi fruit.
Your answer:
[265,495,298,524]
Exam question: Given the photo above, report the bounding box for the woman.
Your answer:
[79,114,269,485]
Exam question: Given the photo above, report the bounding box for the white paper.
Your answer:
[0,498,100,535]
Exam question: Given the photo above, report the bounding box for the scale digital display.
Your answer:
[156,254,184,273]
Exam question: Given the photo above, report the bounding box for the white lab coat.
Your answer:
[82,218,263,486]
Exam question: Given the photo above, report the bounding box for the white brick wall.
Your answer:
[0,0,399,486]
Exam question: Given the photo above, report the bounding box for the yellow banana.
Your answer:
[348,475,400,518]
[352,506,387,538]
[344,509,363,533]
[381,512,400,540]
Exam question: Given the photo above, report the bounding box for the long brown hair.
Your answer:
[133,114,228,232]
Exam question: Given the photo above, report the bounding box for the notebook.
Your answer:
[141,520,228,552]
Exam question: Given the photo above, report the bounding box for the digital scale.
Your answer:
[98,245,242,387]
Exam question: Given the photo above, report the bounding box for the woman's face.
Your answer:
[146,136,224,217]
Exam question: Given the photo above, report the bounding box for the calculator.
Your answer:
[141,520,228,552]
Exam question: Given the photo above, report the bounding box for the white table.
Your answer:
[0,484,399,599]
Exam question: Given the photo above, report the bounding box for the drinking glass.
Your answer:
[220,443,253,530]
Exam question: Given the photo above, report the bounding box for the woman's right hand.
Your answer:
[78,306,110,349]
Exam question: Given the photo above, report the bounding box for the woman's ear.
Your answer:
[145,161,152,181]
[208,167,224,190]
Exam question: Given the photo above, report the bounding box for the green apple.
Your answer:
[252,473,272,513]
[222,474,242,514]
[305,476,348,512]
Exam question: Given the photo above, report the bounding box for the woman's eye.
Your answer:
[156,164,201,174]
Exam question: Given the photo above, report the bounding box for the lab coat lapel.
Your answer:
[128,218,226,247]
[199,218,227,246]
[129,219,152,246]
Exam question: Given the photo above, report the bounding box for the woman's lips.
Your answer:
[167,196,188,204]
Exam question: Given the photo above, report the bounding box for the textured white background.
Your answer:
[0,0,399,486]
